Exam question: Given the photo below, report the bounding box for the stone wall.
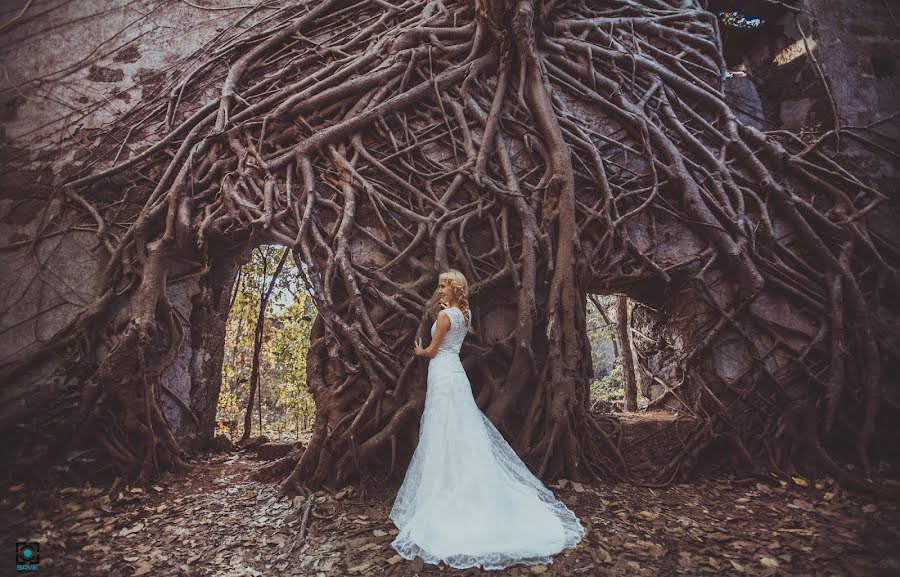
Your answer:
[636,0,899,406]
[0,0,266,451]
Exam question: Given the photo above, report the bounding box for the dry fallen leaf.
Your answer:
[760,556,779,567]
[638,540,666,557]
[347,561,373,573]
[791,476,808,487]
[118,522,145,537]
[596,545,613,564]
[530,564,548,574]
[373,529,388,537]
[637,510,659,521]
[387,555,403,565]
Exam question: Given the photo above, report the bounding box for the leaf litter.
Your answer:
[2,452,899,576]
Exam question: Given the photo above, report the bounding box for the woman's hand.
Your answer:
[414,337,426,357]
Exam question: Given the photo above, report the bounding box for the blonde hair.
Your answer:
[438,268,472,331]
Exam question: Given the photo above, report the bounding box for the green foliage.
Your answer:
[589,355,649,411]
[586,295,617,381]
[270,293,316,434]
[217,246,316,439]
[586,295,649,411]
[718,11,763,29]
[591,356,625,403]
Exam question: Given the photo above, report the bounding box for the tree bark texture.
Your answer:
[0,0,896,494]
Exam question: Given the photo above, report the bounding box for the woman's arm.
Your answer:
[414,311,451,359]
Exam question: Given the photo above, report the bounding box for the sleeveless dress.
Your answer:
[389,306,585,570]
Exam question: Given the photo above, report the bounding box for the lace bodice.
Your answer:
[430,306,470,357]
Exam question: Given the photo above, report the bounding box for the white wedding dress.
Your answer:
[389,306,585,570]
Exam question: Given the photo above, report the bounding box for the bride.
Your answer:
[389,269,585,571]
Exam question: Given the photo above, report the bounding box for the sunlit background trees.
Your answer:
[217,246,316,441]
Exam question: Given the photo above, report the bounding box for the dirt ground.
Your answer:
[3,450,899,577]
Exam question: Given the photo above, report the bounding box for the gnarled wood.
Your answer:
[1,0,896,495]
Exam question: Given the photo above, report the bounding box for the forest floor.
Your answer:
[3,450,899,577]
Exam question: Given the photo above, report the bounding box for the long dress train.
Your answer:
[389,306,585,570]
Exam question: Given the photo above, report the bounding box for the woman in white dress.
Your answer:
[389,269,585,571]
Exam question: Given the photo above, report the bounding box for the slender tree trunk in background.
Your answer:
[617,296,638,412]
[229,269,243,312]
[257,374,263,437]
[590,295,618,358]
[240,249,289,443]
[240,311,263,442]
[228,275,248,436]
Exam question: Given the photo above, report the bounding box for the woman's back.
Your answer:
[431,306,470,357]
[392,306,584,571]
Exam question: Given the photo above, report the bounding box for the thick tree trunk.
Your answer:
[182,248,245,452]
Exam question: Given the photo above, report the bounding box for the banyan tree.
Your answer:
[1,0,897,495]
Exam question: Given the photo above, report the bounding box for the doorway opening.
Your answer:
[215,245,317,446]
[586,293,695,479]
[586,294,647,413]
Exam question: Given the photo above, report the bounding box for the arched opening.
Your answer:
[586,294,645,413]
[215,244,317,445]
